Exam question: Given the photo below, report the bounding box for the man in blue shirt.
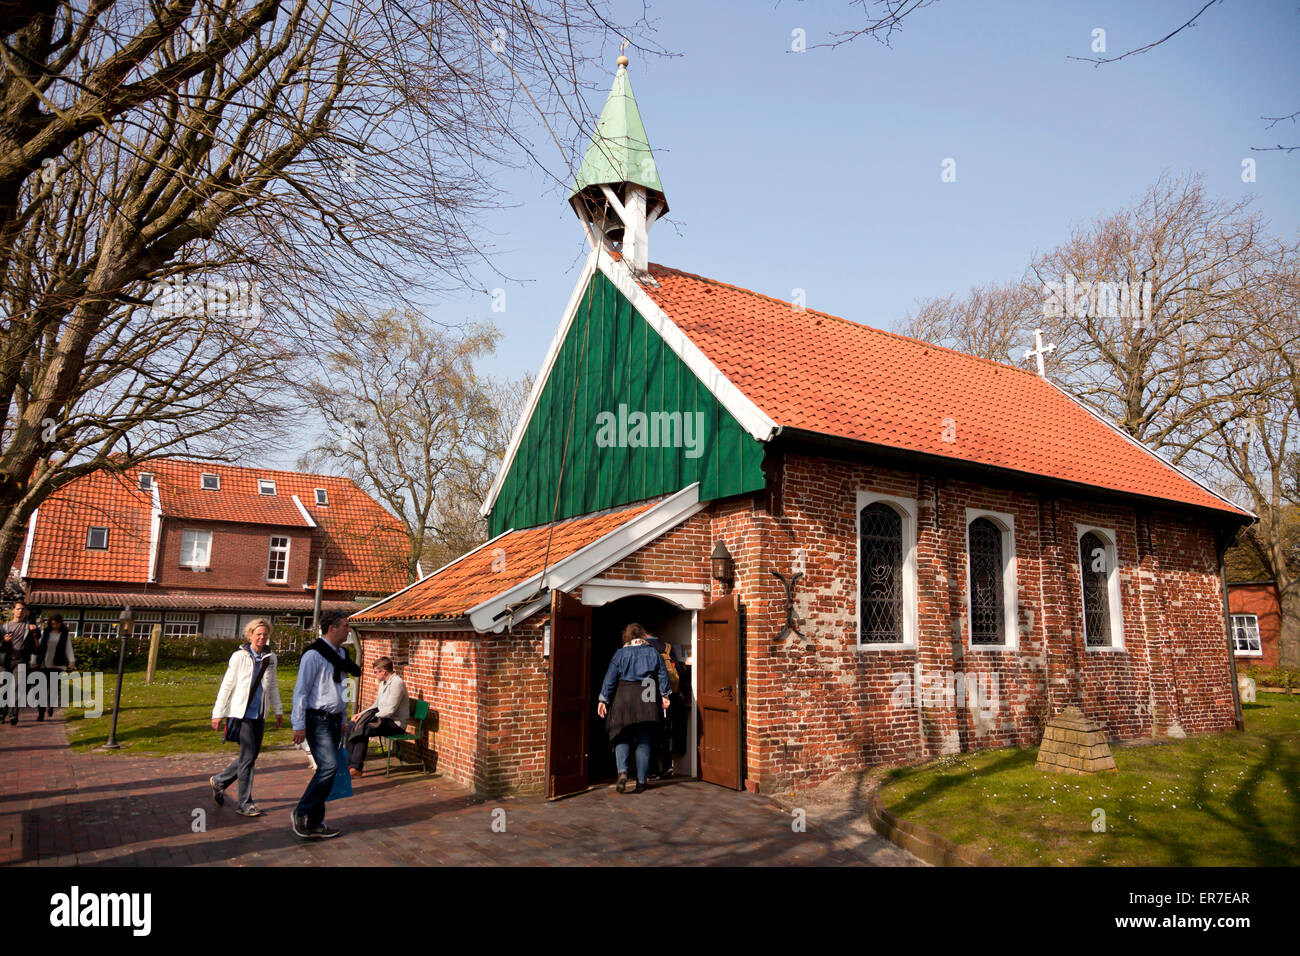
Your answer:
[290,610,358,839]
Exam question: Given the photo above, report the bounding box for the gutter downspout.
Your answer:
[1217,530,1245,731]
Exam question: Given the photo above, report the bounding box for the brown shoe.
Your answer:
[615,771,628,793]
[349,766,361,778]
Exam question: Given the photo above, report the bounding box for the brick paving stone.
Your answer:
[0,707,920,866]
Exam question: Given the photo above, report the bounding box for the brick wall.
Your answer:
[358,618,550,794]
[156,520,313,592]
[1228,582,1281,669]
[356,452,1238,797]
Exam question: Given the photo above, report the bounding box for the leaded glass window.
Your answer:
[1080,531,1111,647]
[969,518,1004,644]
[860,502,904,643]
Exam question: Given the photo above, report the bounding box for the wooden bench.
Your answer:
[380,699,431,776]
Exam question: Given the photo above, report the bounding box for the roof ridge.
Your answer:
[646,262,1043,380]
[142,457,360,485]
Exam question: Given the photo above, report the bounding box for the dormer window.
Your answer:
[201,473,220,491]
[314,488,328,506]
[86,526,109,550]
[138,473,154,492]
[258,479,277,496]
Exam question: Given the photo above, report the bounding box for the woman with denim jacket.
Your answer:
[596,623,671,793]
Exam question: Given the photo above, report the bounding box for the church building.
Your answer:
[350,55,1252,798]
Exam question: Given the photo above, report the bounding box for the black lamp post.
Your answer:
[102,605,134,750]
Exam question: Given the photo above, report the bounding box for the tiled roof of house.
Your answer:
[351,500,657,624]
[641,264,1247,518]
[24,459,411,594]
[28,589,361,613]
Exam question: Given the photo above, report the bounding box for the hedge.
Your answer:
[1240,664,1300,692]
[65,625,308,672]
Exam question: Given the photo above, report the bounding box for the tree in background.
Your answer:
[0,0,647,580]
[297,310,529,581]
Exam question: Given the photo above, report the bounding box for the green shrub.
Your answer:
[69,630,309,672]
[1241,664,1300,690]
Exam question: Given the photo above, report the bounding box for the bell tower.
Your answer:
[569,51,668,275]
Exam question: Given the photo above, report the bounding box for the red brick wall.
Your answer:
[358,619,550,794]
[1228,583,1281,669]
[725,453,1236,793]
[156,520,313,592]
[357,452,1238,797]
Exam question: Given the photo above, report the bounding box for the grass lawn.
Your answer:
[876,693,1300,865]
[65,661,307,756]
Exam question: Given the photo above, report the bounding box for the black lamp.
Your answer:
[711,540,734,587]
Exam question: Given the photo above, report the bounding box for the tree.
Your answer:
[1187,249,1300,667]
[297,310,528,580]
[0,0,643,580]
[899,279,1037,364]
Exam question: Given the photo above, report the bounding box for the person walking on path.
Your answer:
[596,623,671,793]
[210,619,282,817]
[290,610,360,839]
[33,613,74,721]
[1,601,39,725]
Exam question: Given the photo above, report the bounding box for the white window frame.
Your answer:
[138,472,154,491]
[258,478,277,496]
[855,491,918,650]
[204,613,238,639]
[85,526,110,550]
[180,529,212,569]
[266,535,290,582]
[201,473,220,491]
[1231,614,1262,656]
[164,612,200,638]
[964,508,1018,650]
[314,488,329,506]
[1076,525,1125,652]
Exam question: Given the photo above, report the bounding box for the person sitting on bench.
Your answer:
[345,657,409,776]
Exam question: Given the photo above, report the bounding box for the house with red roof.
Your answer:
[20,459,410,642]
[351,56,1253,797]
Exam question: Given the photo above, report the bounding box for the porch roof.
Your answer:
[352,485,705,632]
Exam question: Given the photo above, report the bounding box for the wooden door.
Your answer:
[546,589,592,798]
[698,592,743,789]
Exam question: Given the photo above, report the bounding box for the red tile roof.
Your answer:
[28,590,360,613]
[159,487,310,527]
[642,264,1247,518]
[352,501,656,623]
[25,459,411,594]
[24,471,153,583]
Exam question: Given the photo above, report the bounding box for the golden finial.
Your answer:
[618,37,629,68]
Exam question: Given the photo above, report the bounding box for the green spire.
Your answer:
[570,58,666,203]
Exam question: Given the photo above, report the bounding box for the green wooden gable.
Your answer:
[488,270,767,536]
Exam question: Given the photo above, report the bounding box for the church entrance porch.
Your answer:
[545,581,743,798]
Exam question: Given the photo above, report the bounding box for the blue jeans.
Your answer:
[614,727,654,784]
[295,710,342,826]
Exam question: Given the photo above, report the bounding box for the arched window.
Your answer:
[1079,531,1112,647]
[860,502,904,643]
[968,518,1004,645]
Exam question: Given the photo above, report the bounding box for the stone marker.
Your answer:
[1238,676,1256,704]
[1035,705,1117,774]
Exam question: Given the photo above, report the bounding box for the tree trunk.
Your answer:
[1278,573,1300,670]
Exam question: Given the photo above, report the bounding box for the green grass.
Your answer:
[65,661,304,755]
[877,693,1300,866]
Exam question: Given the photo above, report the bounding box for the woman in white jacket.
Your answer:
[209,619,283,817]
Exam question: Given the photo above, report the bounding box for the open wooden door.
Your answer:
[698,592,743,789]
[546,589,592,798]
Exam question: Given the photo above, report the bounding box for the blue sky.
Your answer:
[271,0,1299,468]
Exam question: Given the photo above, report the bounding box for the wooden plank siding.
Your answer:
[489,270,766,536]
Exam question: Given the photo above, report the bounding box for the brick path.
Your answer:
[0,710,919,866]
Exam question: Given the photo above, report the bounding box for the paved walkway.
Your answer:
[0,710,919,866]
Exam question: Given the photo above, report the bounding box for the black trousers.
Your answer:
[346,716,405,771]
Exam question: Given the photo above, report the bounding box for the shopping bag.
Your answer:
[326,742,352,801]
